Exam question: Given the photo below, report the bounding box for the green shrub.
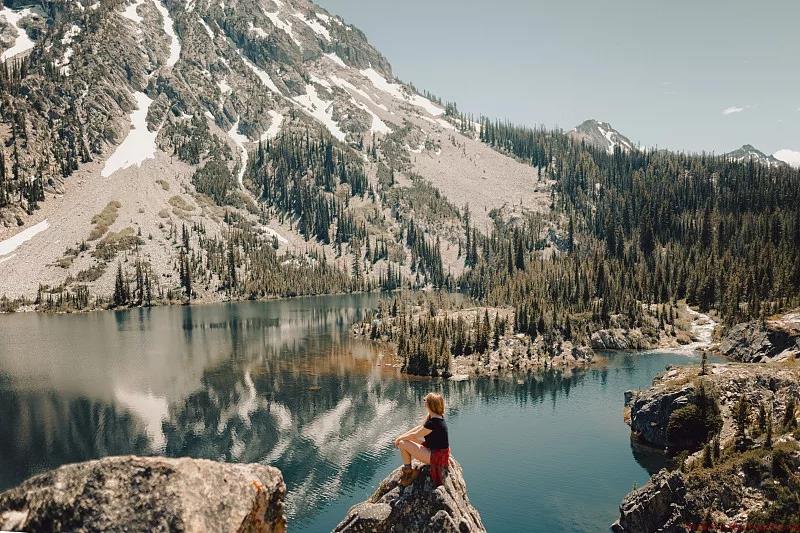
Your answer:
[667,384,723,451]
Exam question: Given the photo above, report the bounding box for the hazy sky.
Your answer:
[315,0,799,155]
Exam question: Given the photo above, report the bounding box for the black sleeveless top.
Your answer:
[423,417,449,450]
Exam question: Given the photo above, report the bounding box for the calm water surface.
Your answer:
[0,295,706,531]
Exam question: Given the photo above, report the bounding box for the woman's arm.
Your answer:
[394,424,432,446]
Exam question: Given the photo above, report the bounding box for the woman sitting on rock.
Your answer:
[393,392,450,487]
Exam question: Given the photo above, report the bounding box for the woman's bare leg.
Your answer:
[398,444,412,465]
[398,439,431,465]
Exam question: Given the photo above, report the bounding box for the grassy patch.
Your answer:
[89,201,122,241]
[168,195,195,212]
[74,263,107,282]
[92,227,142,261]
[156,179,170,191]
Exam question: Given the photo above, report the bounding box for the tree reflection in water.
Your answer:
[0,294,625,527]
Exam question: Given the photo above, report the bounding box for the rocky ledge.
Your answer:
[626,363,800,450]
[714,310,800,363]
[0,456,286,533]
[616,363,800,532]
[0,455,486,532]
[334,458,486,533]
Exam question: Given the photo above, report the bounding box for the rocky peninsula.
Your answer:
[615,362,800,532]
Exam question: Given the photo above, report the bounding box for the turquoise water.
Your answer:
[0,295,705,531]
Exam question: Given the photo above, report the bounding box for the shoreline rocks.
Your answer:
[611,470,687,533]
[0,456,286,533]
[335,458,486,533]
[614,363,800,532]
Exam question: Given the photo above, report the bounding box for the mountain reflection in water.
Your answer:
[0,295,700,532]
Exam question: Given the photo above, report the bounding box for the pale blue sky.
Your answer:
[316,0,799,155]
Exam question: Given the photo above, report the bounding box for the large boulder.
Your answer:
[334,458,485,533]
[611,470,688,533]
[0,456,286,533]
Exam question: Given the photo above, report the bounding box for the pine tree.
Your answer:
[113,262,126,307]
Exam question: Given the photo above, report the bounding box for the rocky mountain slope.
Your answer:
[713,310,800,363]
[0,0,551,309]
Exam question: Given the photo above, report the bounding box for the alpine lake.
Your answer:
[0,294,717,532]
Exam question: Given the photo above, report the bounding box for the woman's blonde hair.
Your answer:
[424,392,445,416]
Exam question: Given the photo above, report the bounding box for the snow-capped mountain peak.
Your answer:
[725,145,786,168]
[569,119,635,154]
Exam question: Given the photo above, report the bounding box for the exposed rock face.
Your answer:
[716,312,800,363]
[627,364,800,450]
[334,458,485,533]
[628,379,694,448]
[616,363,800,532]
[611,470,687,533]
[0,456,286,533]
[591,328,651,350]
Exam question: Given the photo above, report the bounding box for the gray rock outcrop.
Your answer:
[611,470,687,533]
[628,379,695,448]
[334,458,485,533]
[0,456,286,533]
[591,328,651,350]
[716,313,800,363]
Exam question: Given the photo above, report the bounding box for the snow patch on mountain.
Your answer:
[324,52,346,68]
[228,120,249,188]
[248,22,268,38]
[265,11,300,46]
[260,110,284,141]
[217,78,232,101]
[0,6,35,61]
[329,74,388,111]
[293,12,330,41]
[152,0,181,68]
[53,25,82,75]
[101,92,158,177]
[238,51,280,93]
[359,67,443,116]
[121,0,145,25]
[360,67,404,99]
[726,145,786,168]
[61,23,81,45]
[356,102,391,134]
[198,17,214,39]
[0,220,50,257]
[570,119,634,154]
[293,84,346,141]
[309,72,332,89]
[773,149,800,169]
